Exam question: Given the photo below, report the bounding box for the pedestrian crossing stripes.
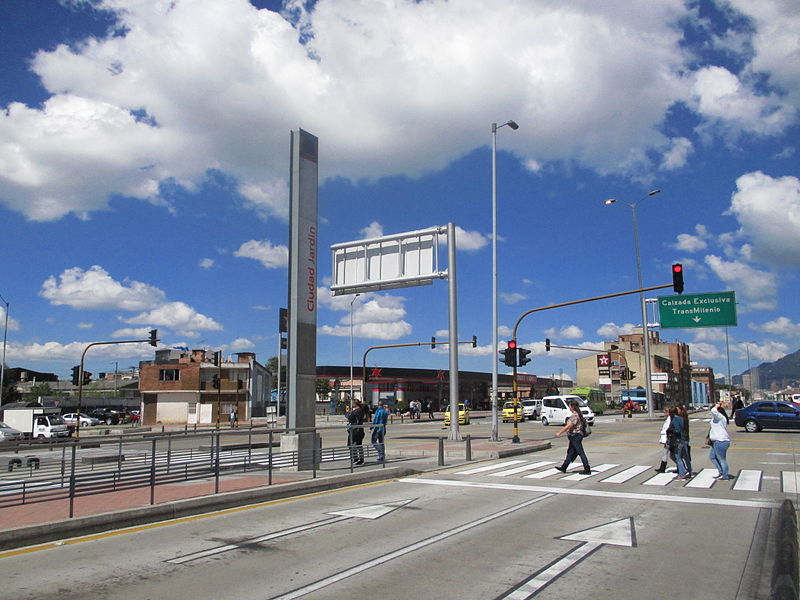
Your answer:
[450,458,794,494]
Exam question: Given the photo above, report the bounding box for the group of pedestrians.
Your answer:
[656,400,732,480]
[346,400,389,464]
[551,398,734,481]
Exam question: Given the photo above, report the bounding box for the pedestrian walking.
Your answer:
[229,407,238,428]
[555,399,591,475]
[654,407,671,473]
[347,400,365,464]
[709,400,733,480]
[676,404,693,475]
[667,407,690,480]
[426,398,434,420]
[371,402,389,462]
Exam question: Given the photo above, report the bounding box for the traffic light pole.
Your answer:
[74,333,159,438]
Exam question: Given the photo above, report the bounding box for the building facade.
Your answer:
[139,349,270,425]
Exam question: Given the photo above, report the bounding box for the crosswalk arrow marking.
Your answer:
[559,516,637,547]
[326,498,417,520]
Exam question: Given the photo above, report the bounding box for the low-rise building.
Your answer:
[138,349,271,425]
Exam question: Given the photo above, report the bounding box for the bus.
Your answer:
[621,388,665,410]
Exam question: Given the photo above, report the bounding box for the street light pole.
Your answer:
[605,189,660,417]
[491,119,518,442]
[349,293,360,410]
[0,294,8,405]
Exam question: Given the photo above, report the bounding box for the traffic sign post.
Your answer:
[657,291,737,329]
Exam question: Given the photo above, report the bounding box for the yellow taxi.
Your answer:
[502,401,525,423]
[444,403,470,425]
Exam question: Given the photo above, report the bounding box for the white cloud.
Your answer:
[692,328,728,343]
[234,239,289,269]
[734,340,789,363]
[360,221,384,239]
[596,322,636,338]
[453,226,489,252]
[559,325,585,340]
[1,0,758,222]
[689,342,723,361]
[40,265,165,311]
[76,322,93,329]
[673,224,710,253]
[112,326,152,339]
[660,137,693,170]
[750,316,800,338]
[0,307,20,332]
[704,254,777,310]
[5,340,157,363]
[726,171,800,266]
[198,258,215,269]
[318,288,411,340]
[500,292,526,305]
[123,301,223,331]
[229,337,255,351]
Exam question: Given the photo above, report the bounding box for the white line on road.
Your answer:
[399,478,780,509]
[734,470,762,492]
[560,464,617,481]
[684,469,717,489]
[601,465,650,484]
[490,461,554,477]
[455,460,526,475]
[643,472,676,486]
[268,493,556,600]
[782,472,800,494]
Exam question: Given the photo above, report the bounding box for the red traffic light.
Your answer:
[507,340,517,349]
[672,263,684,294]
[672,264,682,274]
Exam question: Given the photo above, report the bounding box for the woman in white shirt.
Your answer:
[708,401,732,480]
[654,407,671,473]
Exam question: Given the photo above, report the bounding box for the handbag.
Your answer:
[583,426,592,437]
[705,429,712,446]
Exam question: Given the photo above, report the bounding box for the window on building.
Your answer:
[159,369,180,381]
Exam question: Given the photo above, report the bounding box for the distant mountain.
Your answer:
[744,348,800,390]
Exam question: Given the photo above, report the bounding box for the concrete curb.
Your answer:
[0,466,421,552]
[770,499,799,600]
[392,440,551,460]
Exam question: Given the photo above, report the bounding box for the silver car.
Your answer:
[0,422,24,442]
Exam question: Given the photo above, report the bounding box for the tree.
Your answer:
[265,356,286,394]
[315,378,332,399]
[24,382,55,402]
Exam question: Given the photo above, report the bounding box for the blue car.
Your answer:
[734,401,800,432]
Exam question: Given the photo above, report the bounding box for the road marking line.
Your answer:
[455,460,526,475]
[490,461,553,477]
[643,472,676,486]
[684,469,717,489]
[782,472,800,494]
[734,470,762,492]
[268,493,556,600]
[601,465,650,484]
[524,468,563,480]
[561,464,618,481]
[399,478,780,509]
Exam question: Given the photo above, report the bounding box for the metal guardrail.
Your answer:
[0,423,390,517]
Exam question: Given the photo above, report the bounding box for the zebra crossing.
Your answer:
[453,458,798,494]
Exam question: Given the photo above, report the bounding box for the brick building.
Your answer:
[138,349,270,425]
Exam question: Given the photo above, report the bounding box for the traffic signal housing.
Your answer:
[71,365,80,386]
[518,347,532,366]
[545,338,551,352]
[82,371,92,385]
[149,329,158,347]
[672,263,684,294]
[500,340,518,367]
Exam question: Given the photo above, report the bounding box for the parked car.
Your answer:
[502,401,524,423]
[444,403,470,425]
[62,413,100,427]
[88,409,121,425]
[522,399,542,420]
[128,410,140,423]
[0,422,24,442]
[734,401,800,432]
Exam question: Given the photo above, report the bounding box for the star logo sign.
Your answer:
[597,354,610,367]
[436,370,446,381]
[370,367,382,379]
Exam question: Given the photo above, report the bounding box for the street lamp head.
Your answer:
[506,120,519,130]
[648,189,661,197]
[604,198,617,205]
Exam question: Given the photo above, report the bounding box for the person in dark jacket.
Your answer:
[347,400,365,464]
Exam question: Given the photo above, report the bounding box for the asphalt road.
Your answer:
[3,414,797,600]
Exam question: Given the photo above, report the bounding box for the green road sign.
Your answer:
[658,291,737,329]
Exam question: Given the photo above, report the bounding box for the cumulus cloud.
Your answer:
[360,222,384,239]
[500,292,526,305]
[40,265,165,311]
[6,0,783,222]
[726,171,800,266]
[673,224,711,252]
[229,337,255,351]
[123,301,223,331]
[0,307,20,332]
[704,254,777,310]
[198,258,215,269]
[734,340,789,363]
[111,326,152,339]
[234,239,289,269]
[317,288,412,340]
[5,340,157,363]
[750,316,800,338]
[689,342,723,361]
[597,322,636,338]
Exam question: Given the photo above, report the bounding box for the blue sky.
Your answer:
[1,0,798,384]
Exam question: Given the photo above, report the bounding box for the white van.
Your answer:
[540,395,595,427]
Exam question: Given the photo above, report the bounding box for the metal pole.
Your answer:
[214,429,220,494]
[490,124,499,442]
[631,204,655,417]
[150,438,156,505]
[276,335,282,418]
[0,295,8,405]
[447,222,461,441]
[68,443,76,518]
[350,294,360,411]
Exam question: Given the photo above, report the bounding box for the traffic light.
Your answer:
[501,340,518,367]
[472,335,477,348]
[71,365,80,386]
[518,347,532,366]
[149,329,158,347]
[212,374,220,389]
[431,337,436,349]
[214,351,222,366]
[279,308,288,333]
[672,263,684,294]
[545,338,551,352]
[280,337,287,349]
[82,371,92,385]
